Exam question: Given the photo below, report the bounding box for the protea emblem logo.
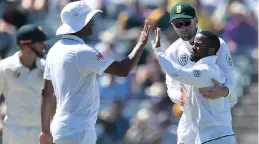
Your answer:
[178,53,188,66]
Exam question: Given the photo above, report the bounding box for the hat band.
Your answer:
[19,40,32,45]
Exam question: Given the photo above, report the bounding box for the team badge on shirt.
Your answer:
[226,54,232,66]
[193,69,202,77]
[178,53,188,66]
[12,71,20,78]
[96,53,104,61]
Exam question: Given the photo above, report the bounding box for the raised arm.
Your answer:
[104,20,150,77]
[151,27,213,88]
[76,20,150,77]
[155,48,213,88]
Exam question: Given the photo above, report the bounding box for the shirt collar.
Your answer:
[13,51,44,70]
[195,55,217,65]
[62,34,85,44]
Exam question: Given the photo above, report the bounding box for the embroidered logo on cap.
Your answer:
[176,5,182,13]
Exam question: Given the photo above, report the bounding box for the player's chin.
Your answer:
[190,55,198,62]
[180,35,192,41]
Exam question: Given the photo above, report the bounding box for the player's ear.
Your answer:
[208,48,215,55]
[194,18,198,25]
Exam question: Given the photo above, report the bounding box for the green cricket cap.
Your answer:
[169,2,196,23]
[17,24,47,45]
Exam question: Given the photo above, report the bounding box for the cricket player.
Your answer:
[163,2,237,144]
[39,1,150,144]
[0,24,47,144]
[152,28,236,144]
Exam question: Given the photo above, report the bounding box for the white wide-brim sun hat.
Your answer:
[56,1,102,36]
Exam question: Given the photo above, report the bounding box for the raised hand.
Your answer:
[151,27,161,50]
[138,19,150,45]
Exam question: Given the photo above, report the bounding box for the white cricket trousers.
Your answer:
[54,128,97,144]
[3,124,41,144]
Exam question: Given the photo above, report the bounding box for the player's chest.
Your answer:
[5,67,44,91]
[172,49,195,68]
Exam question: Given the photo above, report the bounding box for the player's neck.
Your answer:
[189,28,198,44]
[19,51,37,70]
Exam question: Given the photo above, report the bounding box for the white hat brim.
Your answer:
[56,10,102,36]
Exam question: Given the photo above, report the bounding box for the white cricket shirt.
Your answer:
[44,35,114,141]
[163,30,236,143]
[165,29,237,107]
[155,48,234,143]
[0,52,45,127]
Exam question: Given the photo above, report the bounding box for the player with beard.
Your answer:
[160,2,236,144]
[152,28,236,144]
[0,24,47,144]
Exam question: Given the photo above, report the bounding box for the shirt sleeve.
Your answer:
[164,47,185,105]
[216,39,237,106]
[76,47,115,75]
[0,63,6,96]
[165,74,182,104]
[155,48,213,88]
[43,61,51,80]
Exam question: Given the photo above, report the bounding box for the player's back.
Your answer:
[45,38,100,140]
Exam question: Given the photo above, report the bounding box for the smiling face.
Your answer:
[190,33,210,62]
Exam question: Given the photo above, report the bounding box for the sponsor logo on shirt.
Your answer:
[96,53,104,61]
[226,54,232,66]
[193,69,202,77]
[178,53,188,66]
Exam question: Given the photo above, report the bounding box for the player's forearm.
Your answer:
[124,42,146,71]
[155,48,209,88]
[50,96,56,121]
[41,93,54,133]
[106,43,145,77]
[154,48,179,76]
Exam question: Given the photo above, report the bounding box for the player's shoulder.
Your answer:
[218,37,227,45]
[36,58,46,70]
[75,43,98,55]
[0,54,18,71]
[165,38,183,54]
[0,52,18,64]
[216,37,229,56]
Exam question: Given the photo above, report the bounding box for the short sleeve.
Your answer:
[0,63,6,95]
[76,47,115,75]
[43,62,51,80]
